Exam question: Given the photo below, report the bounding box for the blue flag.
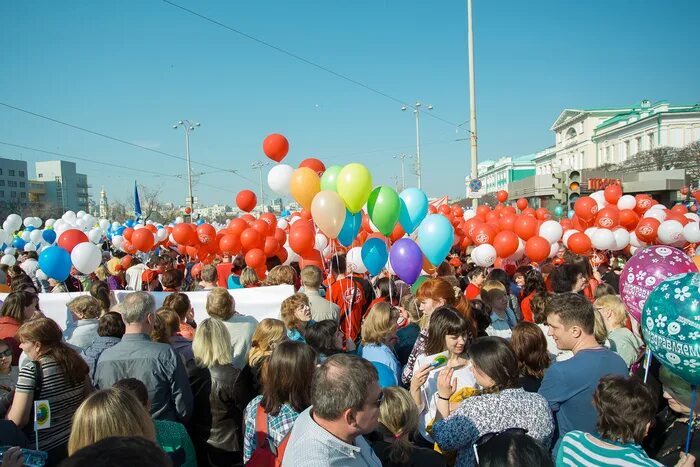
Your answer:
[134,181,142,219]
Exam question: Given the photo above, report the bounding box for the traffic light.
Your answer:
[568,170,581,212]
[552,172,566,202]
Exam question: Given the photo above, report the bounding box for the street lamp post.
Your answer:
[401,102,433,190]
[172,120,200,217]
[251,161,272,213]
[467,0,478,208]
[393,154,412,191]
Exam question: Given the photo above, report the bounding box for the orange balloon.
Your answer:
[274,227,287,246]
[568,232,592,255]
[289,167,321,211]
[595,207,619,229]
[245,248,266,268]
[522,207,536,217]
[196,224,216,244]
[172,223,196,246]
[618,209,639,230]
[423,255,438,272]
[499,214,517,232]
[241,214,256,225]
[604,184,622,204]
[496,190,509,203]
[514,215,539,241]
[299,158,326,176]
[574,197,598,221]
[476,205,491,219]
[635,217,660,243]
[236,190,257,212]
[471,223,497,246]
[259,213,278,234]
[671,204,689,215]
[390,223,405,243]
[122,228,134,243]
[289,221,315,255]
[131,228,155,252]
[428,205,438,214]
[634,195,653,215]
[228,218,248,237]
[299,249,324,270]
[525,236,550,262]
[263,133,289,163]
[516,198,528,210]
[692,255,700,271]
[535,208,550,221]
[219,234,241,255]
[252,219,270,236]
[263,236,280,257]
[240,228,263,252]
[493,230,519,258]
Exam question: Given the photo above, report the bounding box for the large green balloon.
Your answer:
[320,165,343,192]
[367,186,400,236]
[336,163,372,214]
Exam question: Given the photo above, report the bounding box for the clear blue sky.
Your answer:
[1,0,699,207]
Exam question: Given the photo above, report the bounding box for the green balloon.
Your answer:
[367,186,400,236]
[320,165,343,192]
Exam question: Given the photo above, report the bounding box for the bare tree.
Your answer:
[126,184,164,222]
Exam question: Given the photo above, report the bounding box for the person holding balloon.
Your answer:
[326,254,367,344]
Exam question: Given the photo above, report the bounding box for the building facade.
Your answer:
[32,160,90,213]
[476,154,536,196]
[0,158,29,210]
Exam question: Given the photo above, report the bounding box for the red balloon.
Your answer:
[236,190,257,212]
[289,222,315,256]
[525,236,550,262]
[514,215,539,241]
[665,212,689,226]
[535,208,551,221]
[671,204,689,215]
[522,207,536,217]
[262,133,289,163]
[604,184,623,204]
[252,219,270,236]
[299,249,324,270]
[476,205,491,219]
[299,209,312,222]
[498,214,517,232]
[228,218,248,237]
[122,228,134,242]
[618,209,639,230]
[191,263,203,279]
[245,248,266,268]
[438,205,452,217]
[219,234,241,255]
[274,228,287,246]
[493,230,519,258]
[263,236,280,257]
[299,158,326,176]
[196,224,216,244]
[559,219,573,231]
[276,247,289,264]
[131,228,155,252]
[464,218,483,240]
[471,223,497,246]
[241,214,256,225]
[568,232,592,255]
[390,223,405,243]
[496,190,509,203]
[635,217,660,243]
[516,198,528,210]
[172,223,197,246]
[451,205,464,218]
[574,196,599,221]
[595,207,620,229]
[240,228,263,252]
[259,213,278,234]
[694,191,700,203]
[184,207,192,215]
[428,205,438,214]
[485,211,500,224]
[634,195,653,215]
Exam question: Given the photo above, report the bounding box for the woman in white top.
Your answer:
[410,307,476,443]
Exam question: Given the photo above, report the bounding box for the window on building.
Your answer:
[10,191,16,198]
[19,182,24,188]
[0,180,4,186]
[624,141,630,161]
[566,127,577,140]
[8,181,17,187]
[0,169,3,175]
[8,170,15,177]
[649,133,655,149]
[38,173,43,178]
[20,192,26,199]
[636,136,642,154]
[578,122,584,133]
[0,190,3,197]
[19,171,24,177]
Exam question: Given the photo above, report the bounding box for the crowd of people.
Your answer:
[0,244,697,467]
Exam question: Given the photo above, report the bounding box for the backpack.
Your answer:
[246,405,289,467]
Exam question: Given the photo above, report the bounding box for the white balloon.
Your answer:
[4,248,16,256]
[617,195,636,210]
[463,210,477,221]
[283,245,297,266]
[277,219,288,230]
[156,229,168,242]
[630,246,639,255]
[314,233,328,252]
[591,229,615,250]
[112,235,124,249]
[99,219,110,231]
[88,228,103,244]
[539,220,563,244]
[6,214,22,231]
[629,231,647,248]
[31,217,42,228]
[111,222,121,230]
[548,242,561,259]
[684,213,700,222]
[62,211,77,223]
[29,230,43,244]
[76,210,87,218]
[23,217,33,228]
[562,229,580,248]
[45,218,56,228]
[585,227,598,237]
[472,244,497,267]
[643,209,666,222]
[590,191,608,209]
[346,247,367,274]
[612,228,630,251]
[267,164,294,196]
[21,231,31,242]
[71,242,101,274]
[0,254,16,266]
[36,269,48,281]
[368,218,380,233]
[682,222,700,243]
[507,239,526,262]
[386,257,396,276]
[657,220,684,245]
[24,243,36,252]
[649,204,666,211]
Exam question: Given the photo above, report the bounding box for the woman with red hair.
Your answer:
[400,278,475,386]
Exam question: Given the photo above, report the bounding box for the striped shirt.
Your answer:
[556,431,663,466]
[16,357,89,451]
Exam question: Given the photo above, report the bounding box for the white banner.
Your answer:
[0,285,295,331]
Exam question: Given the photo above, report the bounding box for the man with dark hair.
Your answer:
[227,256,246,289]
[550,264,586,294]
[59,436,173,467]
[197,265,218,290]
[538,293,627,453]
[283,354,382,466]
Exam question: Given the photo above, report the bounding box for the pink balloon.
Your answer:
[620,245,698,323]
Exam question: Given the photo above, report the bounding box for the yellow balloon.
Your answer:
[311,191,346,239]
[336,163,372,213]
[693,254,700,271]
[289,167,320,211]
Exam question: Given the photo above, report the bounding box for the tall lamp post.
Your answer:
[172,120,200,216]
[251,161,272,213]
[393,154,412,191]
[467,0,478,208]
[401,102,433,190]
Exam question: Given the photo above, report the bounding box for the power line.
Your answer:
[0,102,257,184]
[160,0,463,129]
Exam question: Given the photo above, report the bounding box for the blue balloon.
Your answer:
[361,238,389,276]
[399,188,429,234]
[26,226,35,232]
[39,246,71,282]
[42,229,57,245]
[124,220,135,228]
[417,214,454,266]
[642,272,700,385]
[553,205,564,217]
[12,237,26,250]
[115,226,126,236]
[567,210,575,219]
[338,209,362,247]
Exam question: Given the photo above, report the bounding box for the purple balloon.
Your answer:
[620,245,698,324]
[390,238,423,285]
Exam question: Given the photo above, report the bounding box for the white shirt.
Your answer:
[125,264,147,291]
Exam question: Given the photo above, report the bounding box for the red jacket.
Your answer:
[328,277,367,342]
[0,316,22,365]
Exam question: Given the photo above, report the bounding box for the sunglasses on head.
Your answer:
[0,349,12,358]
[473,428,528,464]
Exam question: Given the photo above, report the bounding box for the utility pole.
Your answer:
[467,0,478,208]
[402,102,433,190]
[172,120,200,218]
[393,154,412,191]
[251,161,272,213]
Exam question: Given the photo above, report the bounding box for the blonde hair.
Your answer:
[68,388,155,455]
[300,265,322,289]
[150,308,180,343]
[67,296,102,320]
[248,318,287,367]
[481,280,506,293]
[94,265,110,282]
[193,318,233,367]
[593,307,608,345]
[206,287,234,320]
[240,267,260,287]
[378,387,418,465]
[595,295,627,329]
[361,302,397,345]
[400,294,421,325]
[265,265,297,287]
[280,293,309,331]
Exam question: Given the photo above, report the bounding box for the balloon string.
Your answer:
[685,385,697,454]
[643,348,653,384]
